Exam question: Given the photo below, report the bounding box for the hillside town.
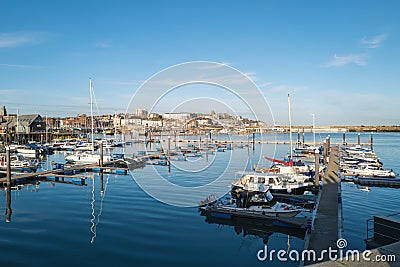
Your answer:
[0,105,269,143]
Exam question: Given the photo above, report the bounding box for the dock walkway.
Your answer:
[305,146,340,265]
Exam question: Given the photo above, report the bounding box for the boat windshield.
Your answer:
[266,191,274,201]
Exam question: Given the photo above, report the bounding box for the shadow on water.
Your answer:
[199,211,306,244]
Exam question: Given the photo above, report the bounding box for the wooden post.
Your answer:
[370,133,373,151]
[6,146,11,186]
[5,144,13,222]
[357,133,361,146]
[297,130,300,147]
[206,135,209,163]
[315,148,320,187]
[174,130,177,148]
[323,140,327,164]
[252,132,255,151]
[168,136,171,174]
[99,142,103,167]
[343,132,346,146]
[327,135,331,156]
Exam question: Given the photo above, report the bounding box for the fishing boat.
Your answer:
[201,190,304,219]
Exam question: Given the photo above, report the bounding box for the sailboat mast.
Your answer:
[45,112,48,144]
[90,79,94,153]
[288,94,293,159]
[114,111,117,141]
[16,107,19,142]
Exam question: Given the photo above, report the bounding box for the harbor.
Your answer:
[1,2,399,266]
[1,130,399,266]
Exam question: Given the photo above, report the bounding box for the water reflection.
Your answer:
[200,211,306,244]
[5,187,12,222]
[90,172,110,244]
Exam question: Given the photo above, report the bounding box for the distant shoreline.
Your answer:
[280,125,400,133]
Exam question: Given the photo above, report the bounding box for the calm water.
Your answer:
[0,132,399,266]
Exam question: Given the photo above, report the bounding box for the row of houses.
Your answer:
[0,105,263,135]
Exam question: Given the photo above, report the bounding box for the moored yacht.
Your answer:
[201,190,304,219]
[231,171,312,195]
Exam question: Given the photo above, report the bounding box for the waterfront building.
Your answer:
[1,114,45,134]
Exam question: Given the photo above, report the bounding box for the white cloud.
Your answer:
[0,32,49,48]
[361,34,387,48]
[324,54,369,67]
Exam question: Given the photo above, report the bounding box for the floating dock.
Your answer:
[0,157,146,187]
[303,145,341,265]
[352,177,400,188]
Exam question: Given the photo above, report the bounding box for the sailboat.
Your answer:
[66,79,111,164]
[255,94,323,180]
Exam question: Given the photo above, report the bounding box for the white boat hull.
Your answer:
[65,154,111,164]
[206,205,302,218]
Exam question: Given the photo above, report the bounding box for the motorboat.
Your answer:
[341,165,396,178]
[75,141,96,151]
[201,191,304,219]
[0,153,38,171]
[231,171,313,195]
[65,151,111,164]
[10,144,38,156]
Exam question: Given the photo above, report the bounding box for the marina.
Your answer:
[1,132,399,266]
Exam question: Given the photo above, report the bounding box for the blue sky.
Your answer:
[0,1,399,125]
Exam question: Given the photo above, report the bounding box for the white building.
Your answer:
[163,112,195,121]
[135,108,148,118]
[142,119,163,127]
